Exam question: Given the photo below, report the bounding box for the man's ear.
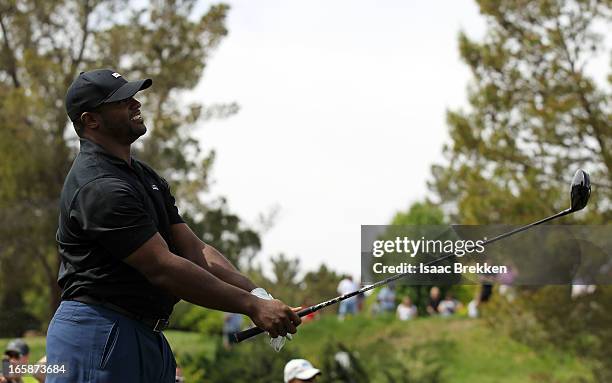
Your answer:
[80,111,100,131]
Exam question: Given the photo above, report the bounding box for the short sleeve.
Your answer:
[159,177,184,225]
[70,178,158,259]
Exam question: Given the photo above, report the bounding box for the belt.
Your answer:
[69,295,169,333]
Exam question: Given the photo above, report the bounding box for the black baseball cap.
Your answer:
[65,69,152,122]
[5,338,29,357]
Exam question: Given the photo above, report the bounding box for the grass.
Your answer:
[1,315,595,383]
[164,330,217,359]
[281,314,594,383]
[0,330,214,366]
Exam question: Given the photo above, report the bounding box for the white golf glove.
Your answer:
[250,287,293,352]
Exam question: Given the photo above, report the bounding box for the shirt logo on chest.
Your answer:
[151,184,159,191]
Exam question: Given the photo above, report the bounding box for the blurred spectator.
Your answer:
[337,276,358,320]
[468,283,493,318]
[284,359,321,383]
[356,292,366,313]
[396,296,418,321]
[377,285,396,313]
[222,312,243,349]
[571,283,596,298]
[467,290,480,318]
[480,283,493,302]
[2,339,44,383]
[175,366,184,383]
[497,264,518,302]
[426,286,442,315]
[438,292,463,317]
[334,351,351,369]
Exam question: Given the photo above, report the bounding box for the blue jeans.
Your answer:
[338,298,357,316]
[46,300,176,383]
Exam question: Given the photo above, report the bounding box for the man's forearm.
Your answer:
[201,245,257,291]
[171,223,258,292]
[180,240,257,292]
[152,250,258,315]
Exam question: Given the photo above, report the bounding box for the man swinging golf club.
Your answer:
[46,69,301,382]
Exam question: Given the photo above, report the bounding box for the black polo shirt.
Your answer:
[56,138,183,318]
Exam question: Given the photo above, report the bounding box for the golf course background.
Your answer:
[0,313,595,383]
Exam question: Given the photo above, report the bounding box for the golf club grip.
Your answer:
[233,326,264,342]
[234,307,315,343]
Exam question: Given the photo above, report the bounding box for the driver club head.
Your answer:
[570,169,591,212]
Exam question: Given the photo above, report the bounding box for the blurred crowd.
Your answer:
[333,276,500,322]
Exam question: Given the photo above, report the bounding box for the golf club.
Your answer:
[233,169,591,343]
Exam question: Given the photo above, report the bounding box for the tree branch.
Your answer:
[0,10,20,88]
[71,0,93,73]
[555,17,612,179]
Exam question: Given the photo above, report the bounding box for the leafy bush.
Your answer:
[170,301,223,335]
[483,286,611,382]
[198,338,301,382]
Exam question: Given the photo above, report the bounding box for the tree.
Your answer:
[247,258,343,316]
[183,199,261,269]
[0,0,256,335]
[390,201,446,226]
[249,253,303,306]
[430,0,611,225]
[428,0,611,379]
[300,264,344,313]
[385,201,458,312]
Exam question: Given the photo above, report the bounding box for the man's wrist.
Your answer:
[242,292,259,317]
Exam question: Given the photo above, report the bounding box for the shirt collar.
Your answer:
[79,138,135,167]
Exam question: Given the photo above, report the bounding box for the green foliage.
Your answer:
[267,253,303,305]
[249,256,344,313]
[300,264,346,312]
[316,339,448,383]
[318,342,370,383]
[198,338,301,382]
[182,199,261,269]
[164,330,219,382]
[430,0,611,225]
[483,286,612,382]
[169,301,224,335]
[384,201,473,314]
[299,314,592,383]
[390,201,446,226]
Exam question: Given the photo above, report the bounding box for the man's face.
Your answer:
[94,97,146,144]
[4,351,28,378]
[5,351,26,364]
[431,287,440,299]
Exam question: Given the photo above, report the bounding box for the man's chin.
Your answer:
[134,123,147,135]
[127,124,147,143]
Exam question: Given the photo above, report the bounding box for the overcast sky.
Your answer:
[183,0,489,280]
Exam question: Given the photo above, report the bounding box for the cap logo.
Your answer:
[111,72,121,78]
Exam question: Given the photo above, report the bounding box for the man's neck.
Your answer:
[84,134,132,164]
